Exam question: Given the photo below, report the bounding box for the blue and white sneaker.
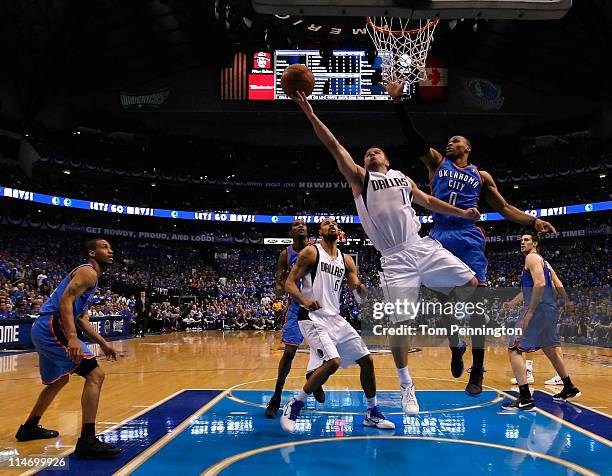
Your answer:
[363,405,395,429]
[280,398,305,433]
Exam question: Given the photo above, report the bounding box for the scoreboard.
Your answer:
[275,50,392,100]
[247,49,415,101]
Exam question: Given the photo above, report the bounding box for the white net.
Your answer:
[366,17,438,87]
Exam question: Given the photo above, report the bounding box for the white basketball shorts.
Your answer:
[378,236,475,322]
[298,311,370,372]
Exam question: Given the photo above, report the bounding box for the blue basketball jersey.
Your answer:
[281,245,306,345]
[286,245,302,305]
[287,245,299,269]
[431,158,482,228]
[39,264,98,319]
[521,254,557,308]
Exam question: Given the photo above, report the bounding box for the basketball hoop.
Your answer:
[366,16,438,90]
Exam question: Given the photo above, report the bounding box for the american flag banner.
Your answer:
[220,52,248,100]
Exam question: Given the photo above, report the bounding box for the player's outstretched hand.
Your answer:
[462,207,481,221]
[534,218,556,234]
[304,300,322,311]
[101,343,118,361]
[291,91,314,116]
[383,80,404,98]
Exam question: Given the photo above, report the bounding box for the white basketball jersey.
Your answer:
[301,243,345,318]
[354,169,421,253]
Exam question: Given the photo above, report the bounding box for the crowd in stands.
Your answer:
[486,239,609,287]
[556,299,611,345]
[0,228,609,346]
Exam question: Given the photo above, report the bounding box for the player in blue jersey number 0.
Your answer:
[385,81,557,395]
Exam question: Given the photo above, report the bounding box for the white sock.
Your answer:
[366,396,377,409]
[397,367,412,387]
[526,360,533,372]
[295,390,308,402]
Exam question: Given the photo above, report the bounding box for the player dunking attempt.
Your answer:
[385,81,557,395]
[292,92,480,415]
[502,232,580,411]
[265,219,325,418]
[281,218,394,432]
[15,239,121,459]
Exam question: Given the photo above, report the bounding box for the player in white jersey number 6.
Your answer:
[292,91,480,415]
[281,218,395,433]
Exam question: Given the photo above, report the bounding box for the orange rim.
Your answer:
[365,17,439,37]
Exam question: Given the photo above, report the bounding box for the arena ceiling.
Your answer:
[0,0,610,125]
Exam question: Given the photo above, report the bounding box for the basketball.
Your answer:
[281,64,315,97]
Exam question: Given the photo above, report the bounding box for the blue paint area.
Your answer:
[132,390,612,476]
[219,439,579,476]
[38,389,220,476]
[512,390,612,441]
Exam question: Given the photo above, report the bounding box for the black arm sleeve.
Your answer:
[393,100,430,159]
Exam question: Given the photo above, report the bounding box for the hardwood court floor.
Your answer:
[0,331,610,472]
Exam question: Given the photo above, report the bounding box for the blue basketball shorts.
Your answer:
[430,226,488,283]
[31,314,97,385]
[281,304,303,346]
[508,305,561,352]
